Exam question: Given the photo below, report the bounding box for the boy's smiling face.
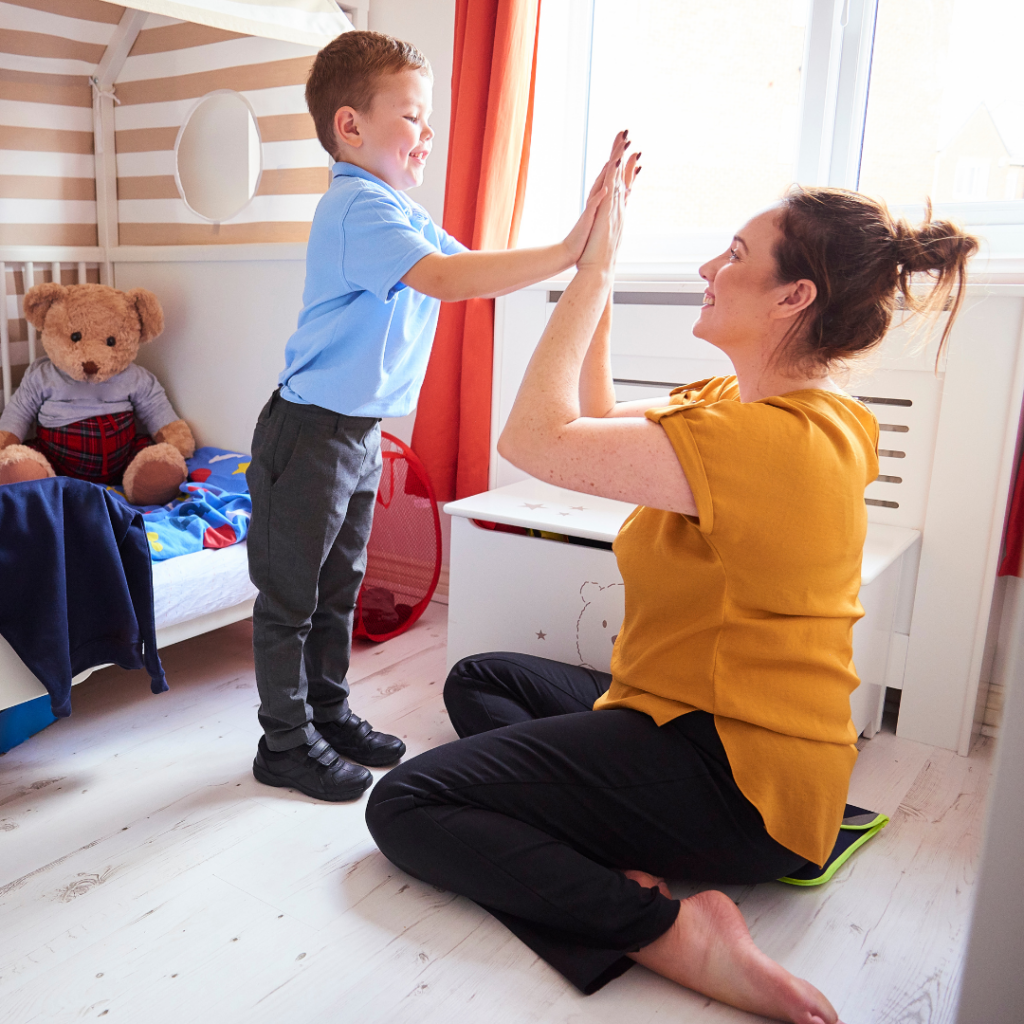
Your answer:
[334,69,434,191]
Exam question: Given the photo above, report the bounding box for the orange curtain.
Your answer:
[411,0,542,501]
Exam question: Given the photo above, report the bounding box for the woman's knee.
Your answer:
[442,655,479,715]
[365,762,417,853]
[442,653,505,734]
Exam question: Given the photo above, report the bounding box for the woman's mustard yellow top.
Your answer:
[594,376,880,866]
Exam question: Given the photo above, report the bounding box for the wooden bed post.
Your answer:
[91,8,147,283]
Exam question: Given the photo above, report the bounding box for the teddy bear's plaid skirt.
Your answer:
[30,411,152,484]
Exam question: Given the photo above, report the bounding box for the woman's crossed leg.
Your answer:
[365,652,840,1023]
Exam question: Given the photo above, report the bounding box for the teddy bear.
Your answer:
[0,283,195,507]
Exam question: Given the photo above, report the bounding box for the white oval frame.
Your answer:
[173,89,264,224]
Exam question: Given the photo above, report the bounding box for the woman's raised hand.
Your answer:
[561,131,634,263]
[578,131,640,275]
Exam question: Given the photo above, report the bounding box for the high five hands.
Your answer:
[562,131,641,268]
[578,131,640,274]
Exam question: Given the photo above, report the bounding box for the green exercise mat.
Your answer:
[778,803,890,887]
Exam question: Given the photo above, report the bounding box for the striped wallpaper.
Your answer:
[0,0,332,248]
[114,14,329,245]
[0,0,124,246]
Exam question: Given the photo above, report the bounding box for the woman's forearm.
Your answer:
[498,268,612,468]
[578,294,617,418]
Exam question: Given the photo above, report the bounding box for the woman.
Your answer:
[365,134,977,1023]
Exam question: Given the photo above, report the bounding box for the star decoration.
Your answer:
[536,630,547,640]
[232,462,250,475]
[570,506,587,510]
[522,502,545,510]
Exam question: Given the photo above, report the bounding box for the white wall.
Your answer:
[955,575,1024,1021]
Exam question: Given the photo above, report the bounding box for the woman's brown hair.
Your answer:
[772,186,979,371]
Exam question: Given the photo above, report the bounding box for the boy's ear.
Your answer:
[334,106,362,149]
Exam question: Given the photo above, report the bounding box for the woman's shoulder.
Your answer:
[664,376,740,407]
[767,388,878,431]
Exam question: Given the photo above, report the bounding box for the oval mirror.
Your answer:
[175,90,262,222]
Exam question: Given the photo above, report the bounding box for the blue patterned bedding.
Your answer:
[105,447,251,561]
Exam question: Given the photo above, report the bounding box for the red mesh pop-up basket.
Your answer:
[354,432,442,642]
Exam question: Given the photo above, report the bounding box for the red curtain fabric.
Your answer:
[998,449,1024,576]
[411,0,542,502]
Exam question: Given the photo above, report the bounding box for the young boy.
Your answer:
[248,31,609,801]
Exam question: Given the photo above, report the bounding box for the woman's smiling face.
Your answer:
[693,208,795,357]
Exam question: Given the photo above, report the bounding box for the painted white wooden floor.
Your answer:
[0,603,991,1024]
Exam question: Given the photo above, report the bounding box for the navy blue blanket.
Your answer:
[0,478,166,717]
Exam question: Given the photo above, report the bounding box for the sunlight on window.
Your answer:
[859,0,1024,207]
[585,0,808,260]
[519,0,809,261]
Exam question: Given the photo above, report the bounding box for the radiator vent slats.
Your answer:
[878,449,906,459]
[879,423,909,432]
[877,475,903,484]
[854,395,913,407]
[866,498,900,508]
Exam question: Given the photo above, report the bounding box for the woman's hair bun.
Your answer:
[892,208,979,275]
[774,186,980,372]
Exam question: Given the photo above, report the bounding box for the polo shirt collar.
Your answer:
[332,161,414,213]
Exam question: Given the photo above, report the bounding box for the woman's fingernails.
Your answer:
[635,165,642,174]
[624,141,631,150]
[615,158,621,167]
[622,129,629,140]
[635,152,642,160]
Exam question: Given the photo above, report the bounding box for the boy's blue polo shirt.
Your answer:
[279,162,467,418]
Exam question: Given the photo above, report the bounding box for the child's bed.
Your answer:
[0,254,268,725]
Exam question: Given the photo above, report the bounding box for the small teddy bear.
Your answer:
[0,283,195,506]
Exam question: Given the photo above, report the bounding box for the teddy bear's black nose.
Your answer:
[82,361,99,375]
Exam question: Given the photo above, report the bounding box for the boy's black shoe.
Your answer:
[314,712,406,767]
[252,736,372,801]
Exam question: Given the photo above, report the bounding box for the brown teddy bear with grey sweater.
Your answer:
[0,283,195,506]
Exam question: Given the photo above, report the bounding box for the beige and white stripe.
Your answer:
[1,1,331,248]
[114,15,329,245]
[0,0,126,246]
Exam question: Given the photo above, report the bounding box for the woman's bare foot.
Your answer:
[628,889,841,1024]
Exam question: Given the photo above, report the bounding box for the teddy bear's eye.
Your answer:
[106,337,116,347]
[70,331,81,342]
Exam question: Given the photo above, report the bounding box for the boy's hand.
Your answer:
[561,131,631,264]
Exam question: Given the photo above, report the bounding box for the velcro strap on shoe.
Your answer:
[308,738,341,768]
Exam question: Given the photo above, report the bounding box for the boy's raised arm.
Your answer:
[402,132,630,302]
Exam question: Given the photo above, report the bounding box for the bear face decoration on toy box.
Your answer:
[0,283,195,506]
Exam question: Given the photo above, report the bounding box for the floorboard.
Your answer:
[0,601,991,1024]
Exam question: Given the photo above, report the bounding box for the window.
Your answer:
[859,0,1024,208]
[520,0,1024,265]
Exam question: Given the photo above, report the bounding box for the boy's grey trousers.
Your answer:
[246,390,383,750]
